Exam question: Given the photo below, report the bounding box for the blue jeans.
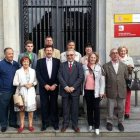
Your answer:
[0,92,17,127]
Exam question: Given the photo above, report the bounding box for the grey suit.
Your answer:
[103,61,128,124]
[18,52,37,69]
[58,61,84,128]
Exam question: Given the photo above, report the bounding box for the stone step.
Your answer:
[0,119,140,138]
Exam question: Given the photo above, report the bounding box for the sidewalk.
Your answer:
[0,91,140,138]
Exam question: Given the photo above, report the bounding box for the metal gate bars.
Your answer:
[21,0,96,54]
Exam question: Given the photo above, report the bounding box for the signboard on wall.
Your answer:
[114,14,140,23]
[114,24,140,37]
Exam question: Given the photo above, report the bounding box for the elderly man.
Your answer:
[38,36,60,59]
[0,48,20,132]
[103,48,128,132]
[58,49,84,133]
[60,40,81,63]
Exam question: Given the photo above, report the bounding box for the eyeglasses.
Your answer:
[66,54,74,57]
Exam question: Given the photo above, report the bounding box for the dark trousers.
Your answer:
[84,90,100,129]
[0,93,17,127]
[40,90,59,127]
[62,95,79,129]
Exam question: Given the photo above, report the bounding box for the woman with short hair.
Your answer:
[13,56,37,133]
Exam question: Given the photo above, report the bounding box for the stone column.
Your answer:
[0,0,4,59]
[3,0,20,61]
[96,0,106,64]
[106,0,112,61]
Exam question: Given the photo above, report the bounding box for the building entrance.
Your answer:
[21,0,96,54]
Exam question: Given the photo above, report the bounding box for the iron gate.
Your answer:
[21,0,96,55]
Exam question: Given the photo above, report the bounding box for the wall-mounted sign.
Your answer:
[114,14,140,23]
[114,24,140,37]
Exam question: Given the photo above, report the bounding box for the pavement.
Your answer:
[0,91,140,138]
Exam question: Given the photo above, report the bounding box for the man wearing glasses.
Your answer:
[18,40,37,69]
[103,48,128,132]
[58,49,84,133]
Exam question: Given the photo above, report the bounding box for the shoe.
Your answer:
[124,114,129,119]
[9,124,19,128]
[41,125,47,131]
[61,127,67,132]
[72,127,80,133]
[95,129,100,135]
[29,126,35,132]
[118,123,124,131]
[106,122,113,131]
[88,126,92,132]
[18,126,24,133]
[1,127,7,132]
[53,125,59,130]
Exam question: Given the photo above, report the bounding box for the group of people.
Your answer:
[0,36,134,135]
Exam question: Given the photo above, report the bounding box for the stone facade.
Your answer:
[106,0,140,62]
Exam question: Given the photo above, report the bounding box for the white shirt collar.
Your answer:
[68,61,74,65]
[46,57,52,61]
[111,60,119,64]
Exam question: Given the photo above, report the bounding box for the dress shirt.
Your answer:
[68,61,73,67]
[46,57,52,79]
[112,61,119,74]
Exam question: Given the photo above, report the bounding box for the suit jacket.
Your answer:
[38,48,60,59]
[58,61,84,97]
[18,52,37,69]
[103,61,128,99]
[36,57,60,93]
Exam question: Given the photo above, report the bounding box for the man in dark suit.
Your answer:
[58,49,84,133]
[103,48,128,132]
[36,45,60,131]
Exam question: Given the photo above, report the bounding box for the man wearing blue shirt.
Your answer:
[0,48,20,132]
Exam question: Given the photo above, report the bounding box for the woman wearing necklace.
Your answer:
[13,56,37,133]
[83,52,105,135]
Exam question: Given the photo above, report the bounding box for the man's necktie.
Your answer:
[69,62,72,72]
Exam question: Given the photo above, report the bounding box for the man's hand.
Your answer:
[44,84,51,91]
[100,93,106,98]
[64,86,71,93]
[50,84,57,91]
[69,87,75,93]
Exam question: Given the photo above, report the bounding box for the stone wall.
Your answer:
[106,0,140,62]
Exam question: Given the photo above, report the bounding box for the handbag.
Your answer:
[126,77,140,90]
[13,87,24,106]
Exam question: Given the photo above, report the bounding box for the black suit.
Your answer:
[36,57,60,127]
